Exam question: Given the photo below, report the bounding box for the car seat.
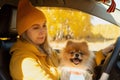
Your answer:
[0,4,17,80]
[0,39,16,80]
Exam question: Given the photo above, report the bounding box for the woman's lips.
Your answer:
[38,36,44,40]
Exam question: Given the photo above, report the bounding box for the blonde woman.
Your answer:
[10,0,59,80]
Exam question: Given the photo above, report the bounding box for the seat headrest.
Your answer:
[0,39,16,51]
[0,4,18,38]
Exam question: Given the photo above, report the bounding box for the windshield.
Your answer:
[38,7,120,51]
[106,0,120,10]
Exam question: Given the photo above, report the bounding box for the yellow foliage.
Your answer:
[91,24,120,39]
[39,7,92,39]
[37,7,120,40]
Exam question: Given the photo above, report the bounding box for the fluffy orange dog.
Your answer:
[59,40,96,80]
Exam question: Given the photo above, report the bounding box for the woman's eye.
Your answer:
[33,26,39,29]
[43,24,46,28]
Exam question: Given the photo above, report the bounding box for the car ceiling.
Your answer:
[0,0,120,27]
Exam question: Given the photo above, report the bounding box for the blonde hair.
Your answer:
[20,32,53,56]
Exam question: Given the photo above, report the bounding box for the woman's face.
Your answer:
[26,21,47,45]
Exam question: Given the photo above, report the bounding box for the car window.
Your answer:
[38,7,120,51]
[113,0,120,10]
[101,0,120,10]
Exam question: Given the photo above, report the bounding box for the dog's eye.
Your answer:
[70,51,74,54]
[79,52,84,55]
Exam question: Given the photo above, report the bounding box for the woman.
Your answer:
[9,0,114,80]
[10,0,59,80]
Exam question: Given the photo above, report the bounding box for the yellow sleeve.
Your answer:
[95,50,105,66]
[10,54,59,80]
[21,57,53,80]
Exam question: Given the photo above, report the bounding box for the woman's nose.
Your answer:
[39,28,45,34]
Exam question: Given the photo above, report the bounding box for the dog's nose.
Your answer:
[75,54,79,57]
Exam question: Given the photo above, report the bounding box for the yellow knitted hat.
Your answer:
[17,0,46,35]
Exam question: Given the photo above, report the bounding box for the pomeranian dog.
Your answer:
[59,40,96,80]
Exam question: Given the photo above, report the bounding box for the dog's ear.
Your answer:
[66,40,73,46]
[80,41,88,49]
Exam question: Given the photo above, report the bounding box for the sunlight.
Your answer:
[115,0,120,10]
[91,16,111,25]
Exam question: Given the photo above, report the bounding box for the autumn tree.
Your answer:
[39,7,92,40]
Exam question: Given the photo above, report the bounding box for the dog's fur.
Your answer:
[59,40,96,80]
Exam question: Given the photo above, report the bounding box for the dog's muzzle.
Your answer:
[70,53,82,65]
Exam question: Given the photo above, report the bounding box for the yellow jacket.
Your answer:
[95,50,105,66]
[10,39,59,80]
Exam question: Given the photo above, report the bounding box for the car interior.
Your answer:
[0,0,120,80]
[0,4,17,80]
